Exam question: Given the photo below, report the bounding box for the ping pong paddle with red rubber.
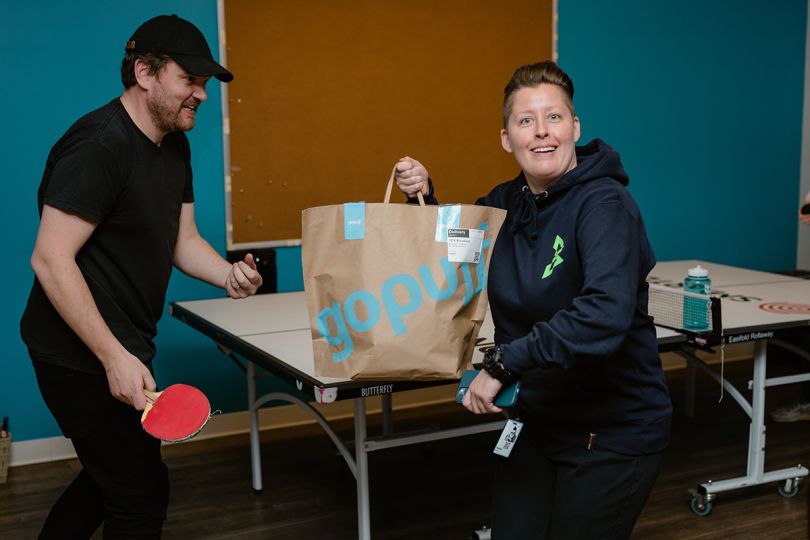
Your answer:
[141,384,212,443]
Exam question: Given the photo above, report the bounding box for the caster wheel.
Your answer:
[690,496,713,516]
[778,479,800,498]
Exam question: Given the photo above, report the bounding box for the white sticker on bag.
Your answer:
[447,228,484,263]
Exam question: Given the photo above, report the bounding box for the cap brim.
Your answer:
[171,53,233,82]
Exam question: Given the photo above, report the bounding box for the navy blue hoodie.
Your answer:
[424,139,671,455]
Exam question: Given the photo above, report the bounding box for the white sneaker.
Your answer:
[770,400,810,422]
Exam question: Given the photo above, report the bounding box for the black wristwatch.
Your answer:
[482,345,515,383]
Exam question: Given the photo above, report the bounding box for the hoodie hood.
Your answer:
[548,138,629,194]
[509,139,629,240]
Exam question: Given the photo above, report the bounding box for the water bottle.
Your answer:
[683,265,711,331]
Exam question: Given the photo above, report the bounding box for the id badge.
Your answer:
[493,418,523,458]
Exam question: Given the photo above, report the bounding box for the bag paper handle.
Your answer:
[384,165,426,206]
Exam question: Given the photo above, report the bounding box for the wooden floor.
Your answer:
[1,360,808,539]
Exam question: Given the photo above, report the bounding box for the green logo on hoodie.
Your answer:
[542,235,565,279]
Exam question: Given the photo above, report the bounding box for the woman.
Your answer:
[395,61,672,539]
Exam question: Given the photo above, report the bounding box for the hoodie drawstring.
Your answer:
[509,186,546,241]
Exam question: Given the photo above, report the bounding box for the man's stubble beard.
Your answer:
[147,88,194,134]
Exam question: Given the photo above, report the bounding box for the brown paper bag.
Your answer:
[302,167,507,380]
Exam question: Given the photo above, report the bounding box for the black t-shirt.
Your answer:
[20,98,194,373]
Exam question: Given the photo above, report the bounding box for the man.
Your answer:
[20,15,261,538]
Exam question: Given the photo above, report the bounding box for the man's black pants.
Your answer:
[32,360,169,540]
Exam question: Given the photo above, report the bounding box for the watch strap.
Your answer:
[483,346,514,383]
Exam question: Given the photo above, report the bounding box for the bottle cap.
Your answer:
[688,265,709,277]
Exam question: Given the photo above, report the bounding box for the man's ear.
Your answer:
[133,58,155,90]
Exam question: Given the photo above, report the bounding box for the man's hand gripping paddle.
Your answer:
[141,384,213,443]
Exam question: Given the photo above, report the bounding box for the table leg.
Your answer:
[354,398,371,540]
[692,340,808,512]
[247,360,263,493]
[381,393,393,436]
[746,340,767,481]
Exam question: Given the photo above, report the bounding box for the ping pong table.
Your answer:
[169,260,810,534]
[646,260,810,515]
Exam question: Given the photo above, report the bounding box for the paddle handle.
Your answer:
[140,390,161,422]
[384,164,425,206]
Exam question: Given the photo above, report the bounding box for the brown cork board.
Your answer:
[225,0,553,244]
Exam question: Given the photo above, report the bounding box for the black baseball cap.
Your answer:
[125,15,233,82]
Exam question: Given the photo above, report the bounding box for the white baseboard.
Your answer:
[7,436,77,467]
[8,385,456,468]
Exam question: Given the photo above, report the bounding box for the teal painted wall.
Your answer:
[2,0,806,442]
[558,1,807,269]
[276,246,304,292]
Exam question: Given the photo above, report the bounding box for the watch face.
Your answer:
[482,348,501,375]
[483,346,512,382]
[484,347,498,368]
